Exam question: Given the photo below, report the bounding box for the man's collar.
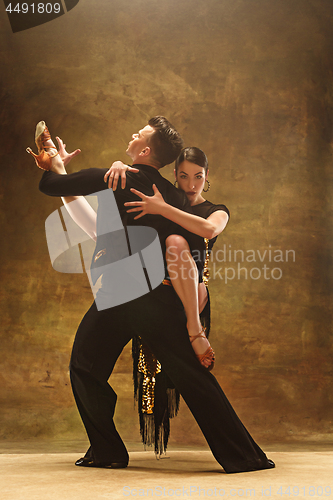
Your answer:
[132,163,162,173]
[132,161,161,171]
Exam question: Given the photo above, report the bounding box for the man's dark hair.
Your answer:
[147,116,183,167]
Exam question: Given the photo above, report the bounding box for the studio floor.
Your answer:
[1,441,332,500]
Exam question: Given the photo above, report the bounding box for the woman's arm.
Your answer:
[125,185,229,239]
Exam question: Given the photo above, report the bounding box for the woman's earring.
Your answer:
[203,179,210,192]
[174,180,178,188]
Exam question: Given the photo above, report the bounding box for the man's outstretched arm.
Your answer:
[39,168,109,197]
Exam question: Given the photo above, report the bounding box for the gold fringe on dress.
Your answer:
[137,337,161,414]
[132,334,180,455]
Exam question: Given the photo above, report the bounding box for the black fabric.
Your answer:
[133,200,225,454]
[191,199,230,218]
[40,166,205,279]
[191,199,229,252]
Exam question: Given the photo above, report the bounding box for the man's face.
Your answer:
[126,125,155,162]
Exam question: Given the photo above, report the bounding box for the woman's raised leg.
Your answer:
[27,121,97,240]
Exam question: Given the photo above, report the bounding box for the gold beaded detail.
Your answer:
[137,337,162,414]
[202,238,211,288]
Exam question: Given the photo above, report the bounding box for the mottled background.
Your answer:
[0,0,332,451]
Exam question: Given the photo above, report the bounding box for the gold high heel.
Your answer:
[26,121,59,170]
[190,328,215,371]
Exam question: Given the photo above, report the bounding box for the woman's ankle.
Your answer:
[186,321,203,338]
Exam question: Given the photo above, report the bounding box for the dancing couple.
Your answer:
[27,117,275,473]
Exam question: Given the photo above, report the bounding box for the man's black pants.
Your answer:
[70,284,270,473]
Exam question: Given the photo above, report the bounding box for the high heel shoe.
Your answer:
[26,121,59,170]
[190,328,215,371]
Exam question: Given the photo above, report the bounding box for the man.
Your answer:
[39,116,274,473]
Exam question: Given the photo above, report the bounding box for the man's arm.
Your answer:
[39,168,109,197]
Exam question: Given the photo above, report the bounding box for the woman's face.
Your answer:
[175,160,208,206]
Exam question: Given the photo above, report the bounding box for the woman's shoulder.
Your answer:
[192,200,230,219]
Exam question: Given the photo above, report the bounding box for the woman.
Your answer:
[108,147,230,454]
[107,147,229,369]
[105,147,230,455]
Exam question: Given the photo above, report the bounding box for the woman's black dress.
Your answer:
[132,200,229,454]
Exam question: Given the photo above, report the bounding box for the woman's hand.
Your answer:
[124,184,167,219]
[104,161,139,191]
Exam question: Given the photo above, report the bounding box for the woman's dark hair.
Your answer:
[175,147,209,174]
[147,116,184,167]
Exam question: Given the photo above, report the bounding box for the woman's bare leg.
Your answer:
[166,234,214,369]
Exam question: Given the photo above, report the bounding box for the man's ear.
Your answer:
[139,146,151,157]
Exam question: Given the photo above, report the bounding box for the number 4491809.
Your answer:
[6,3,61,14]
[277,486,331,496]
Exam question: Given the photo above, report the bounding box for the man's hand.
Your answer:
[56,137,81,167]
[124,184,166,219]
[104,161,139,191]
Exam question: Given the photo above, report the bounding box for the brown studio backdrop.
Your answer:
[0,0,332,447]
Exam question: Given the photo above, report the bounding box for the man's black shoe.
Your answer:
[226,458,275,473]
[75,457,128,468]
